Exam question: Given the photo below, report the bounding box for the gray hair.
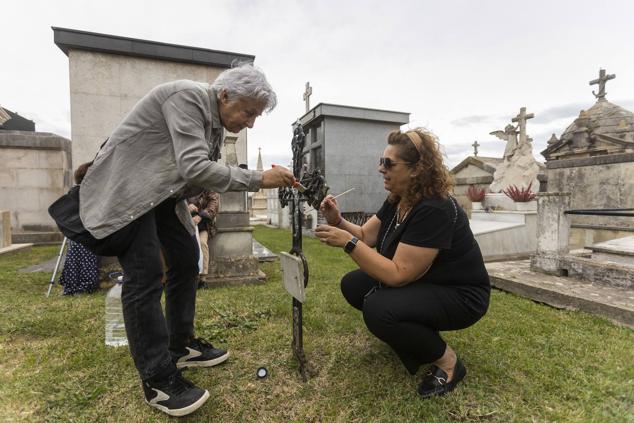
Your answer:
[212,62,277,112]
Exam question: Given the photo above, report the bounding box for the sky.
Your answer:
[2,0,634,170]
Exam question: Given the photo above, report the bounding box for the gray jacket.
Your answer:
[80,80,262,239]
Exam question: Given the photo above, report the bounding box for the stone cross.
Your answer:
[472,140,480,156]
[589,68,616,101]
[512,107,534,146]
[303,82,312,113]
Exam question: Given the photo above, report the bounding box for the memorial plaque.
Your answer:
[279,252,305,303]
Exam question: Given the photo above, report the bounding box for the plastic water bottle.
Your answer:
[105,275,128,347]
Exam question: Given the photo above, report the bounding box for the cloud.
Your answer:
[27,110,71,139]
[450,115,502,127]
[532,102,585,125]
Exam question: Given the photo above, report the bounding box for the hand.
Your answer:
[314,224,352,248]
[319,195,341,225]
[261,165,295,189]
[192,215,202,224]
[188,204,199,213]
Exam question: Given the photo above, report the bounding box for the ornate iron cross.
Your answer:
[278,121,328,381]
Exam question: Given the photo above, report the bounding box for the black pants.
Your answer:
[341,269,489,375]
[95,198,199,381]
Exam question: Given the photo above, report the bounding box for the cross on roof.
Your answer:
[472,140,480,156]
[512,107,534,146]
[589,68,616,101]
[303,82,312,113]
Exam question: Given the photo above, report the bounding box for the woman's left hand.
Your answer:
[314,224,352,248]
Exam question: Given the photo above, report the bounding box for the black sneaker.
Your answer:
[174,337,230,369]
[143,370,209,417]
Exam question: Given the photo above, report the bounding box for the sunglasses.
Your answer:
[379,157,413,169]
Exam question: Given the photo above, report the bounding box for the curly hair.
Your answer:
[386,128,454,204]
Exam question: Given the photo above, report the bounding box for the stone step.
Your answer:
[12,231,64,245]
[587,235,634,266]
[486,259,634,328]
[560,254,634,289]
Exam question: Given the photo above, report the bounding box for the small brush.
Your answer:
[304,187,356,213]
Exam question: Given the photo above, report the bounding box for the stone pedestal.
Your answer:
[203,138,264,287]
[251,190,268,218]
[530,192,571,275]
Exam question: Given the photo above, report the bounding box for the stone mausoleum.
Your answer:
[298,103,409,224]
[541,69,634,248]
[0,106,72,244]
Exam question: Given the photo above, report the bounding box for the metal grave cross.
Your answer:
[277,122,329,382]
[303,82,312,113]
[512,107,534,146]
[590,68,616,100]
[472,140,480,157]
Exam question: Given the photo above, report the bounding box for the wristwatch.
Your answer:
[344,236,359,254]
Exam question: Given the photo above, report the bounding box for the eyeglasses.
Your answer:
[379,157,412,169]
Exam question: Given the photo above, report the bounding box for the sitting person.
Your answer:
[315,128,490,398]
[187,190,220,287]
[58,239,99,295]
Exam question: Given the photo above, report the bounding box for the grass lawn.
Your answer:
[1,225,633,422]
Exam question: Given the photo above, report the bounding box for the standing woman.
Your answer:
[315,128,490,398]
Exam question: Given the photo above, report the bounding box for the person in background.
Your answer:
[76,63,295,416]
[187,190,220,288]
[57,164,100,295]
[315,128,490,398]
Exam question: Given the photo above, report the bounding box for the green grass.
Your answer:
[1,226,633,422]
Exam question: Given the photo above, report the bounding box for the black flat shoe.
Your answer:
[417,358,466,398]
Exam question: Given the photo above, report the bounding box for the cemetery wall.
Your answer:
[0,131,72,232]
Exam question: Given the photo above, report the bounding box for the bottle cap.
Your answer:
[256,367,268,379]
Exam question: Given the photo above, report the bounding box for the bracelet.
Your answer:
[333,216,343,227]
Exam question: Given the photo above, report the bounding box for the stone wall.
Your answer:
[546,154,634,248]
[67,50,248,166]
[0,131,72,232]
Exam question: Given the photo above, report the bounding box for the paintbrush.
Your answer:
[304,187,356,213]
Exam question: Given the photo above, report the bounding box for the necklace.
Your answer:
[379,212,397,253]
[395,204,412,228]
[379,204,411,252]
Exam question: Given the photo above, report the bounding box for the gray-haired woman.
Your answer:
[74,63,295,417]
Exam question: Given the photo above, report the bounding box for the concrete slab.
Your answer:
[590,235,634,257]
[470,220,524,235]
[0,243,33,256]
[253,239,277,262]
[19,254,65,273]
[486,259,634,328]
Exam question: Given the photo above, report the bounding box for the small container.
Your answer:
[105,274,128,347]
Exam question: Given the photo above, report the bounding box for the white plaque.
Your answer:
[279,252,305,303]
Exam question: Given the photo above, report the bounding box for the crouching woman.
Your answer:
[315,128,490,397]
